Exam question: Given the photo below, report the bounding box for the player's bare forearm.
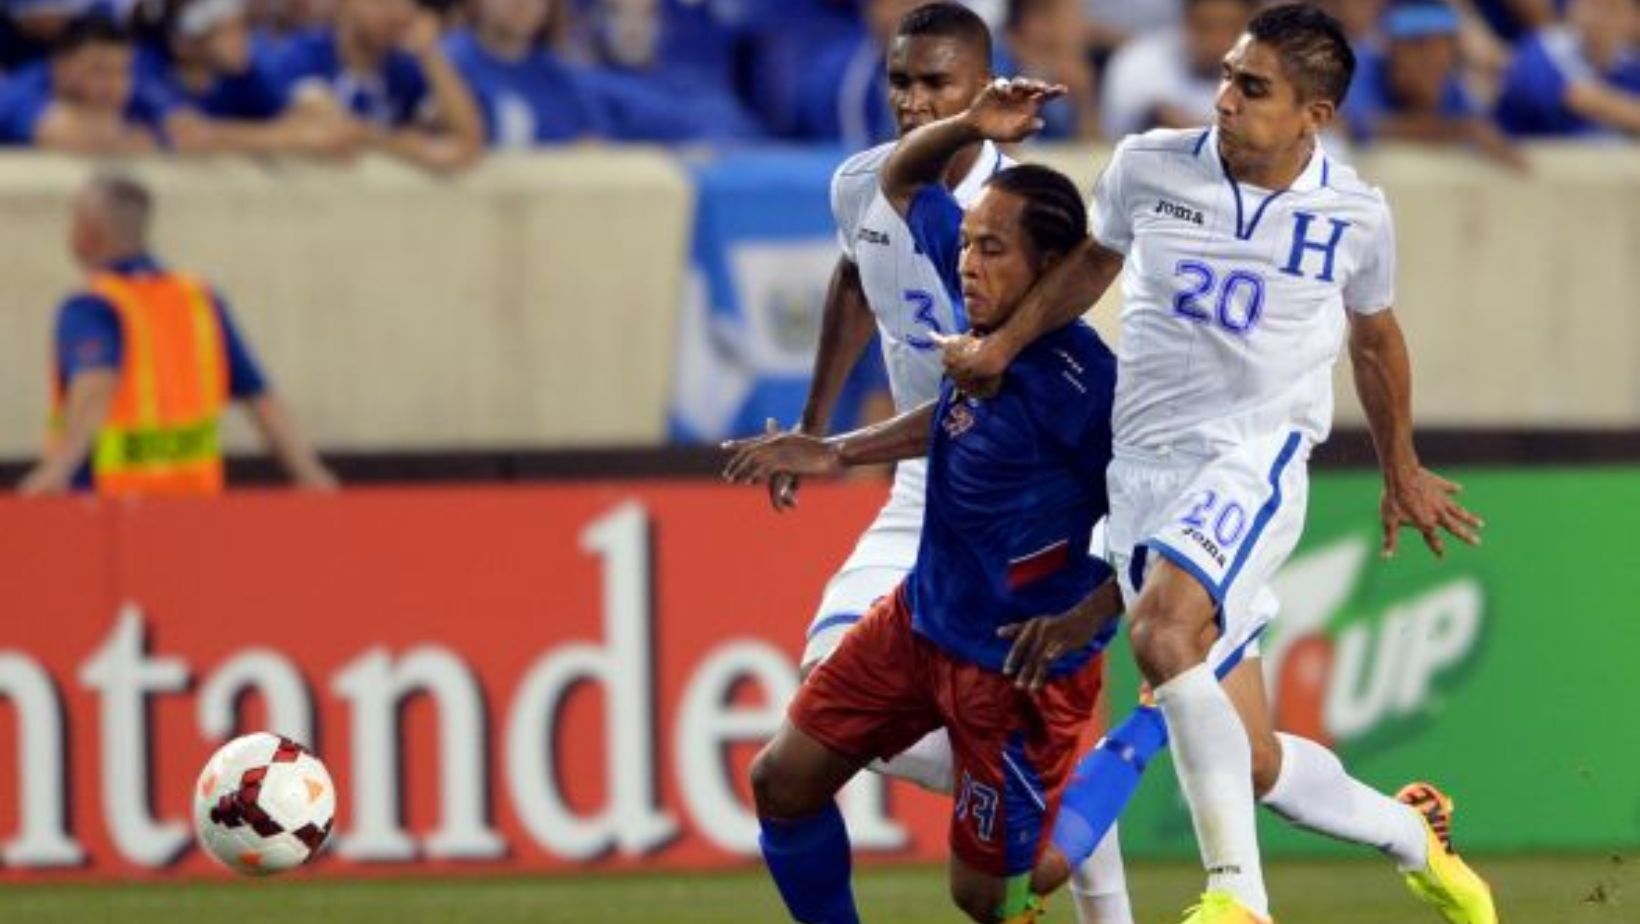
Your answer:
[1348,309,1419,483]
[989,238,1123,362]
[881,114,985,216]
[1566,80,1640,134]
[830,401,936,466]
[799,258,874,435]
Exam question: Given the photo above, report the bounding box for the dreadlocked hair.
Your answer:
[984,164,1087,266]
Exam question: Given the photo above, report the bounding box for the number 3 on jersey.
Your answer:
[903,289,944,351]
[1173,261,1265,335]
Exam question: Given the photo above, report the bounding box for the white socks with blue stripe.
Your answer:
[1155,663,1269,919]
[1260,732,1428,871]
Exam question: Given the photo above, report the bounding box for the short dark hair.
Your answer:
[1247,3,1356,106]
[53,14,133,58]
[897,2,993,66]
[985,164,1087,263]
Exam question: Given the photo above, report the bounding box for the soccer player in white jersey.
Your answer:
[938,5,1495,924]
[768,4,1133,922]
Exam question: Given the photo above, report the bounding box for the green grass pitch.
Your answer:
[2,854,1632,922]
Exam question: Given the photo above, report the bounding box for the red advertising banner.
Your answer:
[0,484,969,881]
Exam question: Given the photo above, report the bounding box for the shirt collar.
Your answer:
[100,253,164,276]
[951,140,1003,206]
[1200,126,1331,193]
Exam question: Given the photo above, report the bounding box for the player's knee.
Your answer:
[1030,846,1071,896]
[749,745,800,818]
[1127,605,1198,682]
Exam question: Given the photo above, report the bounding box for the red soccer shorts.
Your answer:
[789,585,1103,877]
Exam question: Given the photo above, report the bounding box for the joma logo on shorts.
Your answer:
[1181,526,1228,567]
[1154,199,1204,225]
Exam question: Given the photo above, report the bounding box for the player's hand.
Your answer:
[962,77,1067,143]
[1380,467,1484,559]
[761,420,801,511]
[722,419,841,498]
[932,331,1007,398]
[999,582,1120,692]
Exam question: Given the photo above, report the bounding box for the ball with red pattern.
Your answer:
[192,732,336,875]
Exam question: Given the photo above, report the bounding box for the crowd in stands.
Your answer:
[0,0,1632,169]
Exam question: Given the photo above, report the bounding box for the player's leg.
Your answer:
[751,722,870,924]
[1128,560,1269,921]
[940,642,1104,922]
[760,590,944,924]
[1219,656,1497,924]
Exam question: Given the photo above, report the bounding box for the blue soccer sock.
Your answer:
[1050,704,1170,867]
[758,802,860,924]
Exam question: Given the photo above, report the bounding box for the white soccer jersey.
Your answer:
[830,139,1011,417]
[1091,127,1396,458]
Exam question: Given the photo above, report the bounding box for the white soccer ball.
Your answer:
[192,732,336,875]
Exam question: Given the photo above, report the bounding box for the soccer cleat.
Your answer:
[1396,782,1498,924]
[1177,890,1273,923]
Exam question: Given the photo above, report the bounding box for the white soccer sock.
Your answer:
[1068,823,1136,924]
[1154,663,1269,918]
[1259,732,1429,871]
[868,729,954,794]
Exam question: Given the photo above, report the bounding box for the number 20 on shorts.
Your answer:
[1181,489,1250,549]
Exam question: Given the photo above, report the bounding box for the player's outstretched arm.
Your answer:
[722,402,936,494]
[880,77,1066,217]
[1348,308,1483,558]
[938,238,1124,396]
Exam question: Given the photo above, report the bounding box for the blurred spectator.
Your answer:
[0,15,203,153]
[1100,0,1252,139]
[573,0,763,143]
[1,0,89,70]
[270,0,484,169]
[1080,0,1182,63]
[1319,0,1388,43]
[790,0,924,146]
[19,173,336,497]
[245,0,336,36]
[139,0,367,156]
[1463,0,1560,42]
[1343,1,1526,168]
[1005,0,1100,138]
[1495,0,1640,137]
[444,0,606,146]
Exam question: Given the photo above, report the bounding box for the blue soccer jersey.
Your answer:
[899,183,1119,678]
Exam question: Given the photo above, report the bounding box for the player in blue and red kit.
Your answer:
[724,78,1119,924]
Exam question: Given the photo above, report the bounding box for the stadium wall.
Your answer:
[0,475,1633,881]
[1,144,1637,460]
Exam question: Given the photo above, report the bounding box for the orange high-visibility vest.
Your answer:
[49,271,230,496]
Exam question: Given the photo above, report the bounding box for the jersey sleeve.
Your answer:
[829,159,869,261]
[55,293,123,380]
[905,183,965,304]
[1089,140,1134,255]
[212,291,270,399]
[1343,200,1397,314]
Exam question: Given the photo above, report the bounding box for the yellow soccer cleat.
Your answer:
[1177,890,1273,923]
[1397,782,1498,924]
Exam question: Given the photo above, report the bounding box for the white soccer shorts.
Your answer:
[1105,429,1312,671]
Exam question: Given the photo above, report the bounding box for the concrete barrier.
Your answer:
[0,143,1633,461]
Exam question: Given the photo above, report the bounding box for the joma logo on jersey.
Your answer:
[1154,199,1204,225]
[856,227,890,246]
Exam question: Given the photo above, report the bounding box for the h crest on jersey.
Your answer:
[1281,211,1351,282]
